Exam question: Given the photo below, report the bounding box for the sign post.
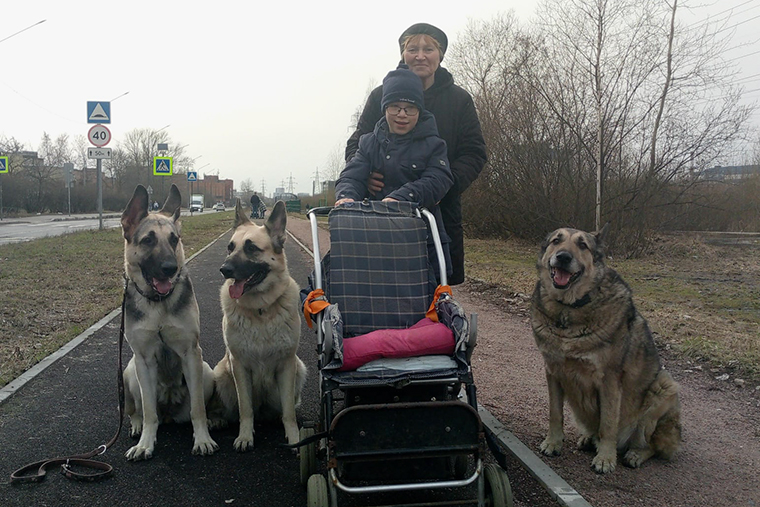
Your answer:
[87,101,111,230]
[0,156,7,221]
[63,162,73,216]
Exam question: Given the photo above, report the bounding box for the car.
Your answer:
[214,202,225,212]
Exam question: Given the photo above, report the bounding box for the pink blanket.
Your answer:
[339,318,455,371]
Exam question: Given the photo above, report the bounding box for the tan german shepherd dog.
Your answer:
[211,200,307,451]
[121,184,218,460]
[531,225,681,473]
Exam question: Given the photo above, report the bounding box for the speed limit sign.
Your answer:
[88,125,111,147]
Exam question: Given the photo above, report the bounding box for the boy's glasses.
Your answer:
[386,105,419,116]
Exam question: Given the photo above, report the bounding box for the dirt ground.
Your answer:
[288,216,760,507]
[461,280,760,507]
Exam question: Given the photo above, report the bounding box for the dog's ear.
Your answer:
[122,185,149,241]
[265,201,287,254]
[160,184,182,221]
[592,222,610,261]
[233,198,251,229]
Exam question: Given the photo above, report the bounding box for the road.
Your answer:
[0,210,222,245]
[0,214,122,245]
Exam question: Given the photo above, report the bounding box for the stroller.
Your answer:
[300,201,513,507]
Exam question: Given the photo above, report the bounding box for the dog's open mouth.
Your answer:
[551,267,582,289]
[228,269,269,299]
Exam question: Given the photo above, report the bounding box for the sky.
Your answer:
[2,0,758,196]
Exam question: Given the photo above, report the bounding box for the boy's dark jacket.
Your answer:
[336,110,453,241]
[345,67,485,197]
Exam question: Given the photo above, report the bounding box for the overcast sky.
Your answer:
[2,0,758,196]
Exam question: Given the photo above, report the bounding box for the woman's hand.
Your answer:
[381,197,398,203]
[368,172,385,195]
[335,198,355,206]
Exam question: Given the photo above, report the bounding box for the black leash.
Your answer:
[10,280,128,484]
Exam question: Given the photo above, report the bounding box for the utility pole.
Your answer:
[260,179,266,198]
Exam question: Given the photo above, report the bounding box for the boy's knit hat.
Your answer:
[381,64,425,112]
[398,23,448,60]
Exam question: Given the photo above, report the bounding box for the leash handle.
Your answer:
[10,282,127,485]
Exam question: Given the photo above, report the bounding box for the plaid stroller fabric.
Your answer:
[327,201,437,337]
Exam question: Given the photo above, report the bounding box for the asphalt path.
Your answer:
[0,227,321,507]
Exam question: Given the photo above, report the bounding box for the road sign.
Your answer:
[87,101,111,124]
[187,171,197,182]
[88,125,111,147]
[153,157,173,176]
[88,147,112,159]
[0,156,8,173]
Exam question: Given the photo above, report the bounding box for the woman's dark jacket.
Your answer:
[345,66,487,284]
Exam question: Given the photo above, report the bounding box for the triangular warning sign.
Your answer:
[89,103,109,122]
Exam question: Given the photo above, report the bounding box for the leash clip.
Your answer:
[97,444,108,456]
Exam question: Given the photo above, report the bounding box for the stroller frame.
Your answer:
[302,203,511,507]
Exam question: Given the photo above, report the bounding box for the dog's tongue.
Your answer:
[553,268,573,287]
[229,280,246,299]
[152,278,173,295]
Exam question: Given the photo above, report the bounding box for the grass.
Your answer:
[0,211,235,388]
[465,234,760,380]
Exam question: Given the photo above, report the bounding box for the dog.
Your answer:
[531,224,681,474]
[211,199,307,451]
[121,184,218,460]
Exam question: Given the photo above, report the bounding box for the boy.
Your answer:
[335,64,453,277]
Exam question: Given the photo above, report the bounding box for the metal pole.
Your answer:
[97,158,103,230]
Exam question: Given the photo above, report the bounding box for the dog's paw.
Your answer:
[233,434,254,452]
[125,444,154,461]
[539,437,563,456]
[622,448,654,468]
[192,437,219,456]
[576,435,596,452]
[591,451,617,474]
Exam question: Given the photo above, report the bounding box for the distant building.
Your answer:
[701,165,760,181]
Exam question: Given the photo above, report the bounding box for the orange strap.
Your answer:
[303,289,330,328]
[426,285,452,322]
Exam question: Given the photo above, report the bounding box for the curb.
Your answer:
[478,407,593,507]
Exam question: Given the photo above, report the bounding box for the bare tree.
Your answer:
[448,2,754,251]
[24,133,72,212]
[321,143,345,184]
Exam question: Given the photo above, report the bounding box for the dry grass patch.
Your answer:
[0,211,234,388]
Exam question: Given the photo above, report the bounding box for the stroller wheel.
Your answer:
[300,427,318,486]
[484,464,513,507]
[306,474,329,507]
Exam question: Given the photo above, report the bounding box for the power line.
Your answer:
[715,13,760,34]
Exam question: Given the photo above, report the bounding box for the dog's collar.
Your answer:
[124,271,176,302]
[569,293,591,308]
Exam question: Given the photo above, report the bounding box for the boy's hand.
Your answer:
[335,198,355,206]
[368,172,385,195]
[381,197,398,203]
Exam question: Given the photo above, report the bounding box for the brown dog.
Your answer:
[531,224,681,473]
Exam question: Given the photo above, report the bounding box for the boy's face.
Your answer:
[385,101,420,135]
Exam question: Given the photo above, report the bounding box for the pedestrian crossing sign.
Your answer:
[153,156,173,176]
[0,156,8,173]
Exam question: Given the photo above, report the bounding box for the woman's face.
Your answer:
[402,35,441,87]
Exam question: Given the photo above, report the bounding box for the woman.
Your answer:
[345,23,487,285]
